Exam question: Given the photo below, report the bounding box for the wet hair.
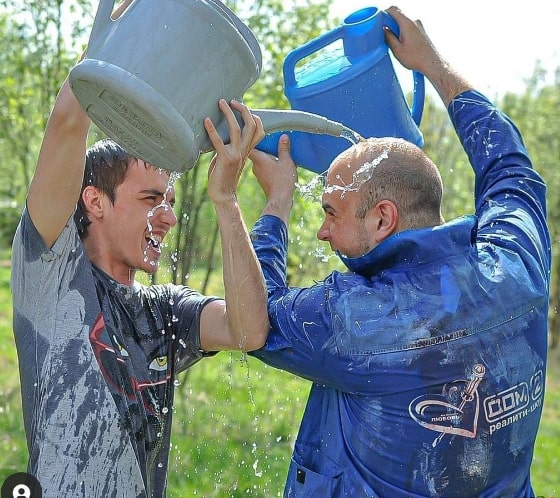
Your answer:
[74,138,135,238]
[345,137,444,229]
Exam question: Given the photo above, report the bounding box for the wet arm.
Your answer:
[199,100,269,351]
[26,0,134,248]
[27,76,90,249]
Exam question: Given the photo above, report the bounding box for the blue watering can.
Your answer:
[256,6,425,174]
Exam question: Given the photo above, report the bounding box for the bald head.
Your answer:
[327,137,444,231]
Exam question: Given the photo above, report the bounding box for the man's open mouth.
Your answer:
[146,234,162,254]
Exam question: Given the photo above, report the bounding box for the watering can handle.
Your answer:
[382,12,425,125]
[86,0,122,55]
[283,25,344,88]
[283,10,425,127]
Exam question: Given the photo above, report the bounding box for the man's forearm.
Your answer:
[215,200,269,350]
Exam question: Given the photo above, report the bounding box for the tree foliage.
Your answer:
[0,0,90,245]
[500,69,560,348]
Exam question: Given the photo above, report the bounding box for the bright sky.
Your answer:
[329,1,560,99]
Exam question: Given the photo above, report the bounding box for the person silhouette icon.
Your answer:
[0,473,41,498]
[12,484,30,498]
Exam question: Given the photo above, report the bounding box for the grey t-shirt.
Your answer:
[11,209,217,497]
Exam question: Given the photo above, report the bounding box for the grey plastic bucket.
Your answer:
[69,0,263,172]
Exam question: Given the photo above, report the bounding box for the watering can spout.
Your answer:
[208,109,346,155]
[254,110,345,137]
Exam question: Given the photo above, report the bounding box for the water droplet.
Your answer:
[340,126,364,145]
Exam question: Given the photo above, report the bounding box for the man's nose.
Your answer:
[154,202,178,227]
[316,221,329,241]
[164,204,178,227]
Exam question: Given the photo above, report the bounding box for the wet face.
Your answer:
[316,161,373,258]
[100,160,177,278]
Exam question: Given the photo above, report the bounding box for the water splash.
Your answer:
[309,245,335,263]
[143,170,181,266]
[296,174,325,203]
[323,147,390,199]
[351,147,389,186]
[340,126,365,145]
[252,442,263,477]
[296,137,388,203]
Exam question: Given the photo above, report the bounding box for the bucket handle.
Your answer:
[283,9,424,126]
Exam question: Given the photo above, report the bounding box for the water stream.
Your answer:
[340,126,364,146]
[143,170,182,266]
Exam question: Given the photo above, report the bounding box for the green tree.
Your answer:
[418,94,475,221]
[501,65,560,349]
[0,0,90,247]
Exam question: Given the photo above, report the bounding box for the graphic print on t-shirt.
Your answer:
[89,302,174,494]
[89,313,171,417]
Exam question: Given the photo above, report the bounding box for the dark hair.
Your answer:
[74,138,135,238]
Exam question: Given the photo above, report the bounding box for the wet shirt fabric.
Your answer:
[250,91,550,498]
[11,210,217,498]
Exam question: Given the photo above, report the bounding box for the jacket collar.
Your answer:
[338,216,477,277]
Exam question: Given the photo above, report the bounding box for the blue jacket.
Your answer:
[250,91,550,497]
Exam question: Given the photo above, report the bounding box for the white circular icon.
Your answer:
[12,484,31,498]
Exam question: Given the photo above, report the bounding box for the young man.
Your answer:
[249,6,550,497]
[11,3,268,497]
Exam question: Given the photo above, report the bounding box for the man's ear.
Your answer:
[371,200,399,243]
[81,186,104,219]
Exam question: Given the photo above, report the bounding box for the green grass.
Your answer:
[532,348,560,497]
[1,263,559,496]
[0,262,28,479]
[166,359,306,497]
